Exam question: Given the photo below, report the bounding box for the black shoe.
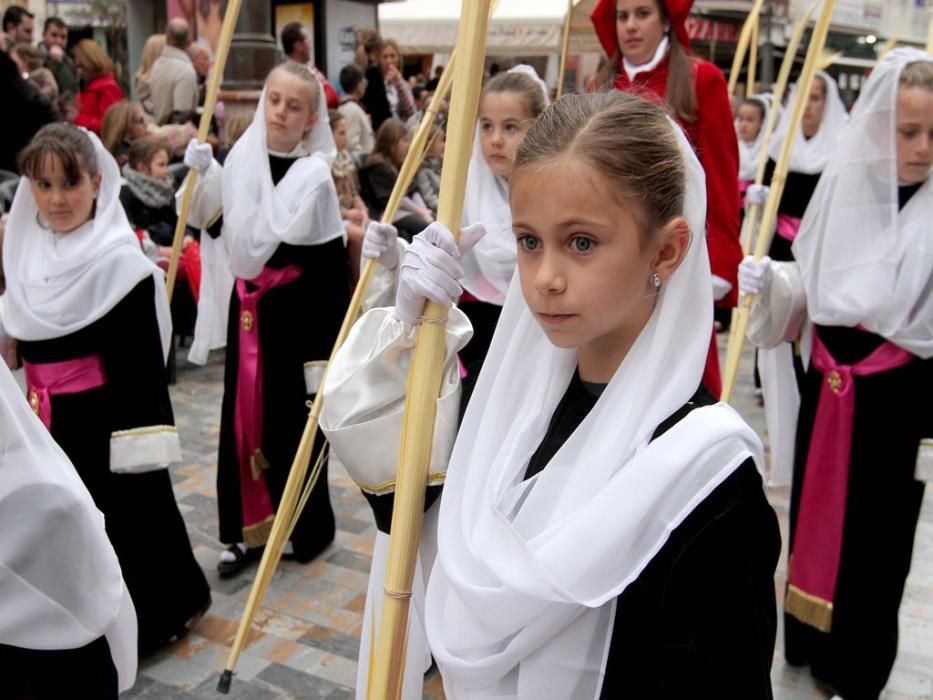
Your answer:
[217,544,260,577]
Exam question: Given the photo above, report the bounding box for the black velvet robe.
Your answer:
[212,154,352,562]
[16,276,210,657]
[763,158,822,262]
[784,326,930,697]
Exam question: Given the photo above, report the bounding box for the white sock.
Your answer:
[219,542,247,563]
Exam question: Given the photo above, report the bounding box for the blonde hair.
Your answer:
[101,101,140,155]
[481,71,547,122]
[267,61,322,114]
[381,38,402,68]
[224,109,254,147]
[72,39,113,80]
[513,91,685,239]
[900,60,933,90]
[135,34,166,82]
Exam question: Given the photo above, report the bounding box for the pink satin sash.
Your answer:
[739,179,751,208]
[775,213,802,242]
[786,329,914,632]
[24,356,107,430]
[233,265,302,544]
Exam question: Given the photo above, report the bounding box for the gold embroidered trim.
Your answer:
[354,471,446,496]
[243,516,275,548]
[250,449,271,481]
[205,207,223,230]
[785,584,833,633]
[111,425,178,440]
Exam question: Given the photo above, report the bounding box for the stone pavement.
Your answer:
[124,339,933,699]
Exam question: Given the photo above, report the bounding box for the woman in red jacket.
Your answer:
[72,39,124,135]
[591,0,742,395]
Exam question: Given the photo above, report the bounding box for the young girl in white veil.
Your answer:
[362,66,549,372]
[183,61,351,576]
[323,91,780,698]
[741,49,932,700]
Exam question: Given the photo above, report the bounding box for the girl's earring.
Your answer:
[651,272,662,289]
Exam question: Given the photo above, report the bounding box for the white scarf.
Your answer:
[0,361,138,692]
[0,129,171,360]
[622,35,670,82]
[460,65,549,305]
[220,78,345,280]
[737,93,773,182]
[768,71,848,175]
[794,48,933,359]
[426,122,764,699]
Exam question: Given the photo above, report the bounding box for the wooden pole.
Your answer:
[165,0,242,303]
[556,0,574,98]
[721,0,838,403]
[927,14,933,53]
[216,39,460,698]
[367,0,493,698]
[728,0,767,100]
[748,13,759,97]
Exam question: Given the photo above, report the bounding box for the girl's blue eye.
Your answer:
[517,235,539,251]
[571,236,594,253]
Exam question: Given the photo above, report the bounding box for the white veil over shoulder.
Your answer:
[0,361,137,691]
[767,70,848,175]
[0,129,171,359]
[737,93,774,181]
[460,65,549,305]
[425,115,763,698]
[794,48,933,358]
[221,73,344,280]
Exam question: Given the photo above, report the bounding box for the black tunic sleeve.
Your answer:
[99,276,179,470]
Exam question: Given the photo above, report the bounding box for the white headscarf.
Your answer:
[737,93,774,181]
[794,48,933,358]
[221,72,344,280]
[0,361,138,691]
[768,70,848,175]
[425,119,763,698]
[460,65,549,305]
[0,129,171,359]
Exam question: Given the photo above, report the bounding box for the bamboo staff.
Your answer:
[728,0,766,100]
[748,14,759,96]
[216,43,459,698]
[721,0,838,402]
[367,0,493,697]
[927,14,932,53]
[556,0,574,98]
[738,0,820,258]
[165,0,242,303]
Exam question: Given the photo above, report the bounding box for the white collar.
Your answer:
[623,35,670,82]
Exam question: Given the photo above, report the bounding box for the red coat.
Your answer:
[615,59,742,308]
[74,73,125,135]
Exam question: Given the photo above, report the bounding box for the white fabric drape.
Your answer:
[0,361,137,691]
[425,121,764,699]
[0,129,171,360]
[460,65,549,305]
[767,71,848,175]
[220,78,345,280]
[794,49,933,358]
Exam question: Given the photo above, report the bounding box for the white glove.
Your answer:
[184,139,213,175]
[738,255,772,297]
[711,275,733,301]
[395,222,486,326]
[745,183,770,208]
[362,221,400,270]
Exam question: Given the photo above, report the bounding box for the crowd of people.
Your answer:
[0,1,930,699]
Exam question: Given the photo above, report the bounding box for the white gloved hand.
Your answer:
[395,222,487,326]
[361,221,400,270]
[745,183,770,208]
[711,274,733,301]
[738,255,772,297]
[184,139,213,175]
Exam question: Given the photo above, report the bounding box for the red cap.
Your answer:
[590,0,693,58]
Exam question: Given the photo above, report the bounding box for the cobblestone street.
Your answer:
[124,339,933,699]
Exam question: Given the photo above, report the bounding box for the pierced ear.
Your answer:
[304,111,320,135]
[92,172,103,196]
[652,217,690,283]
